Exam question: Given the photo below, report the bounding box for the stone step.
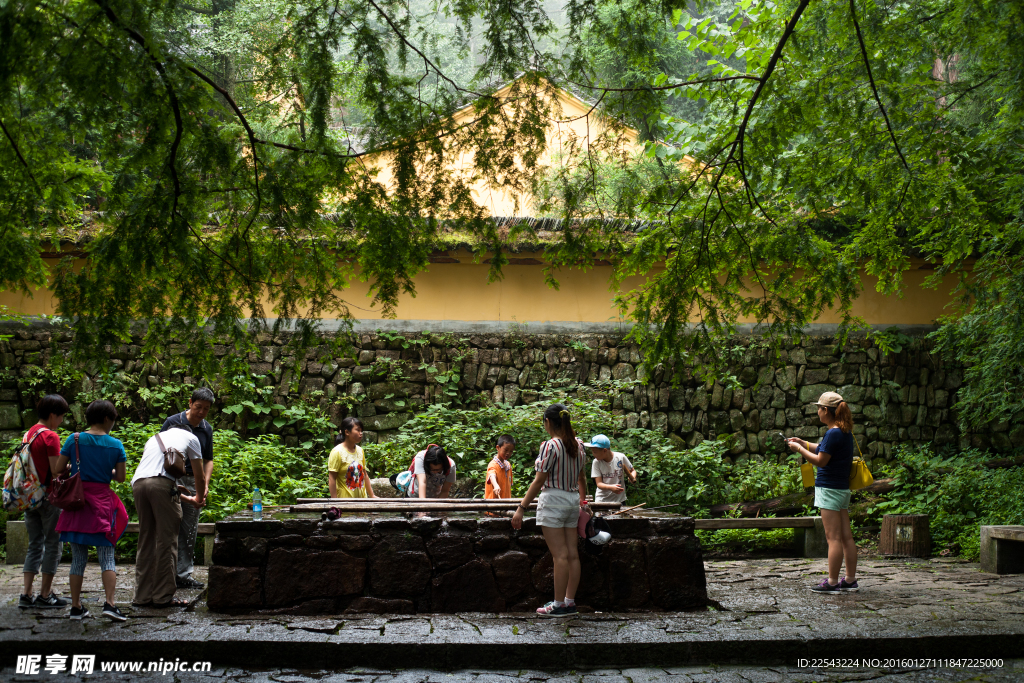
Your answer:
[2,612,1022,670]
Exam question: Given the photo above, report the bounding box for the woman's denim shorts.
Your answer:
[814,486,852,511]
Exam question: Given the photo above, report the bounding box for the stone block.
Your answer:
[650,517,695,534]
[606,539,650,608]
[644,536,707,611]
[5,520,28,564]
[431,559,504,612]
[364,412,412,432]
[369,537,432,596]
[207,566,262,609]
[798,383,834,403]
[980,526,1024,574]
[264,548,366,605]
[605,517,654,537]
[0,403,21,430]
[211,536,267,566]
[794,516,828,558]
[427,535,475,571]
[345,597,415,614]
[492,550,533,599]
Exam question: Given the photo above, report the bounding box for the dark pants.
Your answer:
[133,476,182,605]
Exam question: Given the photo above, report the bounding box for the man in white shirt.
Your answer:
[131,428,205,607]
[585,434,637,504]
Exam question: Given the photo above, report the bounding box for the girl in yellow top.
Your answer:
[327,417,375,498]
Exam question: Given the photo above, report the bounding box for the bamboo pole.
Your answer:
[289,500,622,513]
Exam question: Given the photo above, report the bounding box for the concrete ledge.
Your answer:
[1,618,1022,669]
[981,525,1024,574]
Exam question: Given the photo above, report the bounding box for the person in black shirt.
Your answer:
[160,387,215,590]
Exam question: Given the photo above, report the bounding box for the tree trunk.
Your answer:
[709,478,895,518]
[880,514,931,557]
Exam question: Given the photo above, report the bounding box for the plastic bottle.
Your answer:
[252,487,263,521]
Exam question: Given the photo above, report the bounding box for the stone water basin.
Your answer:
[208,510,707,615]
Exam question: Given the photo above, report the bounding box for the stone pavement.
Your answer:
[1,556,1023,672]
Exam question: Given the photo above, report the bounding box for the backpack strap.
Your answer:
[155,432,167,454]
[22,427,50,448]
[73,433,81,466]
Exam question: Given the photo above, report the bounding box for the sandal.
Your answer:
[151,598,190,608]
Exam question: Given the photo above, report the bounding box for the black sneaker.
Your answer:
[561,603,579,615]
[69,606,90,620]
[102,602,127,622]
[838,576,860,592]
[810,578,842,593]
[34,592,69,608]
[18,594,34,609]
[175,577,205,589]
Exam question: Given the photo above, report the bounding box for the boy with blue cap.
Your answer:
[584,434,637,504]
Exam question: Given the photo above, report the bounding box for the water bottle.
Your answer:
[252,487,263,520]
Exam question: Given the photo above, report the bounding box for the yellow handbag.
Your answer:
[800,460,815,488]
[849,437,874,491]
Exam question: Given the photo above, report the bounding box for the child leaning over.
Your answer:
[585,434,637,504]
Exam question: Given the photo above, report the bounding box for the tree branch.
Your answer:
[184,65,262,239]
[0,118,41,192]
[849,0,911,174]
[93,0,183,206]
[179,3,214,14]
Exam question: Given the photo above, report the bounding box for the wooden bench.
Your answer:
[4,520,216,566]
[693,516,827,557]
[980,526,1024,574]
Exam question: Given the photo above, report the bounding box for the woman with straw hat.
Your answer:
[787,391,859,593]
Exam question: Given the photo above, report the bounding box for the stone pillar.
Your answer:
[794,517,828,558]
[5,520,28,565]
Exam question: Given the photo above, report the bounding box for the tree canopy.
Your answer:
[1,0,1021,429]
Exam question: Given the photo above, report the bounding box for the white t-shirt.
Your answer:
[132,428,203,485]
[410,450,456,498]
[591,452,633,503]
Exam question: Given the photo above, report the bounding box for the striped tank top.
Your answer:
[535,437,586,492]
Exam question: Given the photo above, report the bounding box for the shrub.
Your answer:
[868,445,1024,559]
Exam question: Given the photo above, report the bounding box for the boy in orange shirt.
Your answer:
[484,435,515,498]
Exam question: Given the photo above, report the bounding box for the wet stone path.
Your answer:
[1,556,1022,675]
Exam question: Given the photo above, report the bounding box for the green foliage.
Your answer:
[869,327,913,357]
[867,445,1024,559]
[202,431,327,521]
[698,526,796,553]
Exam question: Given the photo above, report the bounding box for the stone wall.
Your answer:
[2,325,1015,462]
[207,514,707,614]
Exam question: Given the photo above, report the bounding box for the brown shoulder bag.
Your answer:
[155,433,187,479]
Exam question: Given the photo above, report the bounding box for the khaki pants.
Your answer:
[132,476,182,605]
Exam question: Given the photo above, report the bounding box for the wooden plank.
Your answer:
[990,526,1024,542]
[694,517,815,530]
[123,522,215,535]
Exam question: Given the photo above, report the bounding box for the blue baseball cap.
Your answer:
[583,434,611,449]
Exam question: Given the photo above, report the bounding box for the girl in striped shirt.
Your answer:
[511,403,589,617]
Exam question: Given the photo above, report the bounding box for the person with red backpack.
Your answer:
[18,395,70,610]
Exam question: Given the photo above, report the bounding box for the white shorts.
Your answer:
[535,488,580,528]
